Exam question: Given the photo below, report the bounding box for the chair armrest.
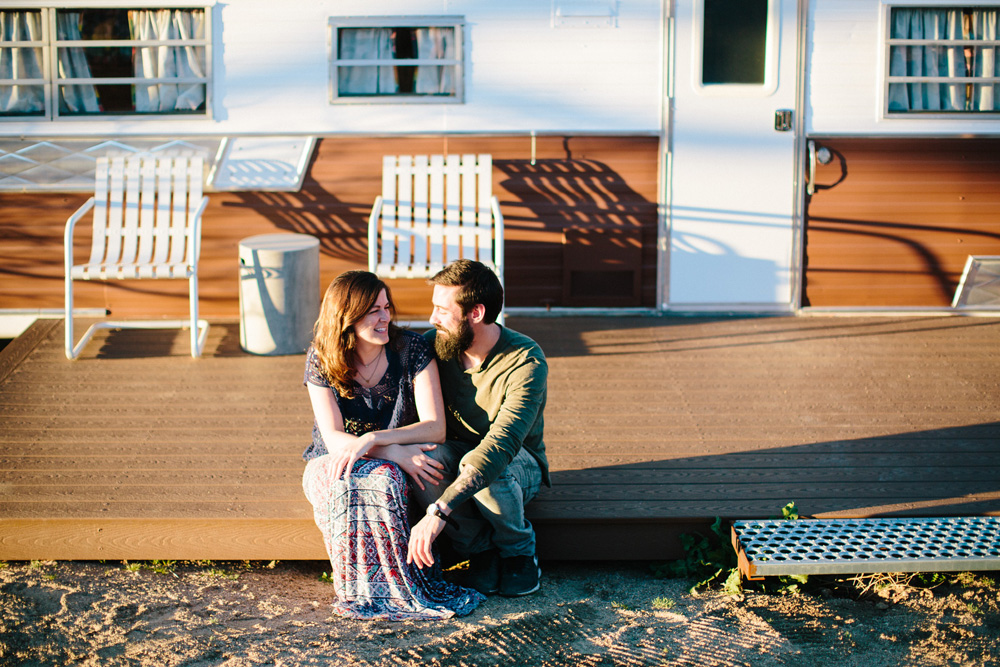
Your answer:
[191,195,210,263]
[368,195,384,273]
[64,197,96,269]
[491,195,504,276]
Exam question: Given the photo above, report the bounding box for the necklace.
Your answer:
[355,347,384,385]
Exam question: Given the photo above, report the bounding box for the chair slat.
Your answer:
[428,154,445,269]
[85,158,111,269]
[395,155,413,272]
[169,158,189,269]
[102,157,126,270]
[476,154,493,265]
[135,156,157,265]
[444,154,461,264]
[118,157,142,269]
[459,154,477,259]
[380,155,398,271]
[152,159,173,266]
[411,155,429,270]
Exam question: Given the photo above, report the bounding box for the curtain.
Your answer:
[414,28,455,95]
[972,10,1000,111]
[129,9,206,112]
[338,28,396,95]
[888,9,965,112]
[0,11,45,114]
[55,12,100,114]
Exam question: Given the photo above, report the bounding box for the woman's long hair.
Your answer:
[312,271,399,398]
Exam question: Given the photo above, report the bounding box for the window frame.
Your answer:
[327,15,465,105]
[0,2,213,122]
[881,1,1000,119]
[691,0,780,98]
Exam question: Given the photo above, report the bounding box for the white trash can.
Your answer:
[239,233,320,355]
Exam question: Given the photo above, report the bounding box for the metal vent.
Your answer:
[732,517,1000,578]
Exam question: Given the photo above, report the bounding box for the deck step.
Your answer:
[731,517,1000,579]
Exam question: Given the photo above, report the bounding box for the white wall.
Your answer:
[808,0,1000,135]
[5,0,663,137]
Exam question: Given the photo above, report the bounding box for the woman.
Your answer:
[301,271,483,620]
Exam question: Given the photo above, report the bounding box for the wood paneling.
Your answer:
[0,135,659,320]
[2,314,999,561]
[804,138,1000,307]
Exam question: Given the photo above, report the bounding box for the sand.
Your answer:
[2,559,999,666]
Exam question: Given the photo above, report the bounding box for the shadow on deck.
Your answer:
[1,315,998,562]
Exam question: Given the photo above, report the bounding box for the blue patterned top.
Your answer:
[302,329,434,461]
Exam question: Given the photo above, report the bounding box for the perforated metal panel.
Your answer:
[732,517,1000,578]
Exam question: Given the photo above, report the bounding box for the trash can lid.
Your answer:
[238,233,319,252]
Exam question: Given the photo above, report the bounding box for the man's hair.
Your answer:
[429,259,504,325]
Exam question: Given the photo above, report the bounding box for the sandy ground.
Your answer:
[1,559,999,667]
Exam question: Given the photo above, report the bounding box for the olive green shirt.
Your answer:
[424,326,550,506]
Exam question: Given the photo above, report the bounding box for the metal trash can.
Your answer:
[238,233,320,355]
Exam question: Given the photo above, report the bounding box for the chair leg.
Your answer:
[65,274,75,359]
[189,273,208,358]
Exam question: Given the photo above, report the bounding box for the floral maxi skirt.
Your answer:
[303,455,484,621]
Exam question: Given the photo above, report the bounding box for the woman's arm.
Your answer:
[367,360,446,489]
[306,360,446,484]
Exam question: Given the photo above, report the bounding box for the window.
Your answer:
[702,0,768,85]
[329,17,463,103]
[0,6,210,119]
[885,6,1000,115]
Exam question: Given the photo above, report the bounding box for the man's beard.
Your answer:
[434,318,474,361]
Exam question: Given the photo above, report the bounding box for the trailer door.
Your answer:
[668,0,799,309]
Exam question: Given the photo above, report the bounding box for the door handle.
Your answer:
[774,109,793,132]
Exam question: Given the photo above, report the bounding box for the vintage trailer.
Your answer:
[1,0,999,327]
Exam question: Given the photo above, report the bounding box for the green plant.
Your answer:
[651,517,741,595]
[319,571,335,584]
[651,596,676,610]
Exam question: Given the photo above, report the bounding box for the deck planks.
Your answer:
[1,315,999,561]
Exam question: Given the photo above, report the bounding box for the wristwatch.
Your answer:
[426,502,460,529]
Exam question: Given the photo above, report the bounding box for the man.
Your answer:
[407,259,549,597]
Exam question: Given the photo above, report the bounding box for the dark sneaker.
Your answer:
[466,549,501,595]
[499,554,540,597]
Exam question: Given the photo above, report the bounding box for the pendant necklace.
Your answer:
[356,347,384,385]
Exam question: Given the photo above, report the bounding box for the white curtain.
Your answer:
[338,28,396,95]
[0,11,45,114]
[414,28,455,95]
[56,12,100,114]
[887,9,965,112]
[972,10,1000,111]
[129,9,206,112]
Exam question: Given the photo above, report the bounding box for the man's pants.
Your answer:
[412,441,542,559]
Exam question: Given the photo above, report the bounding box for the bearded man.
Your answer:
[407,259,549,597]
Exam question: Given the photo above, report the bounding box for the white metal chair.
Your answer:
[368,154,505,325]
[64,155,210,359]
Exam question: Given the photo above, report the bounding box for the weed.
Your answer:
[123,560,142,572]
[651,596,676,610]
[650,502,805,596]
[319,571,335,584]
[611,601,634,611]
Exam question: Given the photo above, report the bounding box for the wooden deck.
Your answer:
[1,315,998,562]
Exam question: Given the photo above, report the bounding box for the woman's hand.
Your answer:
[330,431,378,481]
[382,444,445,491]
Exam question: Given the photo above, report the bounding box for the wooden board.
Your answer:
[1,314,999,561]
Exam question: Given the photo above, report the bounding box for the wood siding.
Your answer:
[0,135,659,320]
[803,138,1000,308]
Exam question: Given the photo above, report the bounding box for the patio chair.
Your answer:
[64,155,210,359]
[368,154,505,325]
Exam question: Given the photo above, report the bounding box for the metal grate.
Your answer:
[732,517,1000,578]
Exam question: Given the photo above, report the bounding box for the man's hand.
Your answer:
[383,444,445,491]
[407,514,446,568]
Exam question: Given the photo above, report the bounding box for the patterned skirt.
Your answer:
[302,455,484,621]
